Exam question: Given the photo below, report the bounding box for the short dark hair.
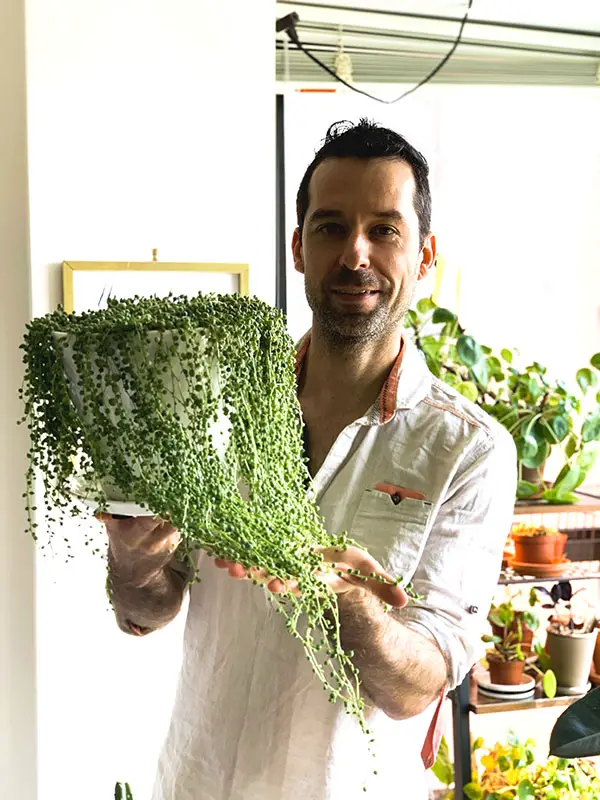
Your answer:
[296,118,432,248]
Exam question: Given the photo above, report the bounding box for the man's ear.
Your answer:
[417,233,436,281]
[292,228,305,275]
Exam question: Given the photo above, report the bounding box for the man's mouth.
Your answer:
[332,289,379,295]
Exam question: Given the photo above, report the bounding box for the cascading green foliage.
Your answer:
[20,292,395,742]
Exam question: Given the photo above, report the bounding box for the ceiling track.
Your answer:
[278,1,600,39]
[290,22,600,59]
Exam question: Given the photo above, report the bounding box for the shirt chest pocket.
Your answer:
[350,489,433,586]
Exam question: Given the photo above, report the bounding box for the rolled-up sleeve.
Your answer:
[394,425,517,689]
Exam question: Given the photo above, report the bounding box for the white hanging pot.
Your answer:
[52,328,230,516]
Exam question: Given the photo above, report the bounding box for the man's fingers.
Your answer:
[213,558,300,595]
[319,562,409,608]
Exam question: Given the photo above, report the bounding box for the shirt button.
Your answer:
[391,493,402,505]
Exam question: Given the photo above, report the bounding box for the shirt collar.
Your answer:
[294,331,431,424]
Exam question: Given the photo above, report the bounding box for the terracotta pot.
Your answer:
[491,615,535,657]
[521,463,546,485]
[488,656,526,685]
[546,628,598,690]
[512,531,567,565]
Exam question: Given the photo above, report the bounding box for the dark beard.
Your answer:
[304,270,410,350]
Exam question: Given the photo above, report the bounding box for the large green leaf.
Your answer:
[528,378,542,402]
[549,688,600,757]
[548,416,569,443]
[591,353,600,370]
[576,447,598,476]
[457,381,479,403]
[517,433,539,461]
[541,488,578,504]
[577,368,594,393]
[501,348,513,364]
[405,309,418,327]
[565,434,578,459]
[486,356,504,380]
[457,335,483,367]
[432,307,457,324]
[543,669,557,699]
[522,439,549,468]
[498,754,511,772]
[416,297,436,314]
[431,735,454,786]
[517,481,540,498]
[471,358,489,388]
[463,783,484,800]
[552,465,581,495]
[582,413,600,443]
[517,779,536,800]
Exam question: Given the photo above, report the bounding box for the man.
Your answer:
[102,119,516,799]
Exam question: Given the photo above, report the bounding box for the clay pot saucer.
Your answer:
[508,557,571,578]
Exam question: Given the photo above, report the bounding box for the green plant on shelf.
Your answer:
[404,296,600,503]
[483,603,526,662]
[464,731,600,799]
[482,630,525,664]
[488,597,540,639]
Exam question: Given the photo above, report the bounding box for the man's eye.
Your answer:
[373,225,397,237]
[316,223,344,235]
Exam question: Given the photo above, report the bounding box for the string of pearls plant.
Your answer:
[20,293,407,746]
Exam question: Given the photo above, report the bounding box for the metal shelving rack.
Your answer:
[450,489,600,799]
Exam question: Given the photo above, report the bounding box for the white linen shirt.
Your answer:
[152,334,517,800]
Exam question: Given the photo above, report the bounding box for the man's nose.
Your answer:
[339,231,370,271]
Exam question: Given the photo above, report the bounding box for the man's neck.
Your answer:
[298,326,403,415]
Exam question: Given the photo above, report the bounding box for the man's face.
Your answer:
[293,157,435,347]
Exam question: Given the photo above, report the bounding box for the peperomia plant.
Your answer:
[19,293,406,746]
[404,297,600,503]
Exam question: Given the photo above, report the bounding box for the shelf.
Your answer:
[498,560,600,584]
[515,493,600,515]
[469,677,589,715]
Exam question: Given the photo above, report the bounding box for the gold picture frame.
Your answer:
[62,260,249,314]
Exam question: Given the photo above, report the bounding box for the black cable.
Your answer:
[284,0,474,104]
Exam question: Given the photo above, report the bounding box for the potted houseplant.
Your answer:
[405,297,600,503]
[533,581,598,693]
[20,293,408,737]
[464,732,600,799]
[482,614,526,685]
[488,597,539,657]
[510,522,568,566]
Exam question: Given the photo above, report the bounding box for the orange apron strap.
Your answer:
[421,687,448,769]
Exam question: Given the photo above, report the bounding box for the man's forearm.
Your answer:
[107,548,189,635]
[337,589,447,720]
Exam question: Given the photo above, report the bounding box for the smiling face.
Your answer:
[292,157,435,348]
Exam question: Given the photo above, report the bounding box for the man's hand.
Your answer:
[214,545,408,608]
[97,513,180,588]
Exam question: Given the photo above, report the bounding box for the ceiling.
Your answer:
[276,0,600,86]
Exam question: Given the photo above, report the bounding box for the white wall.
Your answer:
[0,1,37,798]
[25,2,276,798]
